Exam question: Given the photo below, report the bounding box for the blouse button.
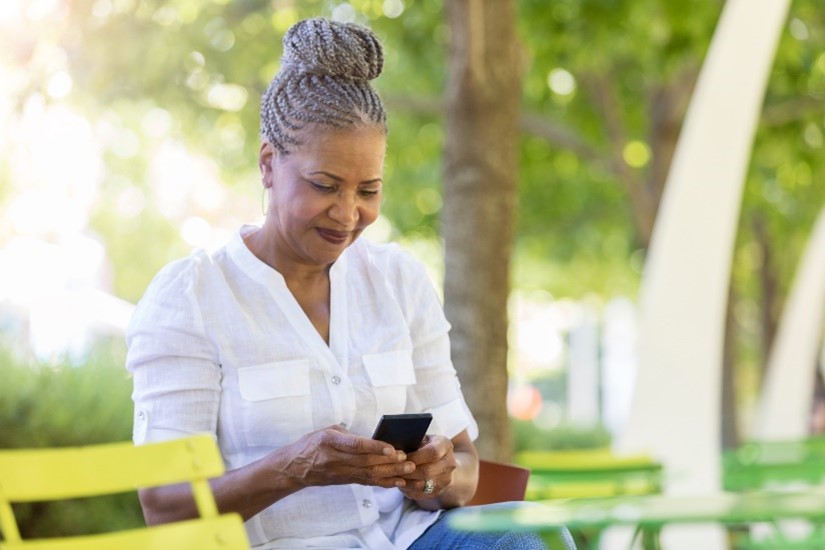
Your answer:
[362,499,372,508]
[331,375,342,385]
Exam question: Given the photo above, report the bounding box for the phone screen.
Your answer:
[371,413,433,453]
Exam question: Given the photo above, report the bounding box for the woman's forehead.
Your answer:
[282,126,386,175]
[294,125,384,152]
[300,124,386,146]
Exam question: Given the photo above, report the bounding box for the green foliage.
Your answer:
[512,419,612,453]
[514,0,725,299]
[12,0,451,301]
[4,0,824,305]
[730,0,825,395]
[89,202,191,303]
[0,345,143,537]
[3,0,825,450]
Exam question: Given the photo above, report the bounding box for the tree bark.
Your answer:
[443,0,521,462]
[753,214,780,375]
[721,282,741,449]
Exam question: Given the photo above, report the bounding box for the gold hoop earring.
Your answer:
[261,187,270,216]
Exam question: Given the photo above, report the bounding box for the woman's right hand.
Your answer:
[280,424,416,489]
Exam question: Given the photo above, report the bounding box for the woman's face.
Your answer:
[260,125,386,268]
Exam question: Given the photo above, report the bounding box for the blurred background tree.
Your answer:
[441,0,522,461]
[1,0,824,467]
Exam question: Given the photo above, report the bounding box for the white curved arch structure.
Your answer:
[753,208,825,440]
[615,0,791,548]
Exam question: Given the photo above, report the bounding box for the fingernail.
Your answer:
[383,447,394,456]
[404,463,415,473]
[395,480,405,488]
[396,452,407,462]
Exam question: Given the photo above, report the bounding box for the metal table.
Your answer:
[449,490,825,549]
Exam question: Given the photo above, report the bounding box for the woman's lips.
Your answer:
[316,228,350,244]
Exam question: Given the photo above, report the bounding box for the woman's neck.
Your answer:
[243,227,331,286]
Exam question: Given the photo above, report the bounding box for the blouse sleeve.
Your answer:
[386,250,479,441]
[125,258,221,446]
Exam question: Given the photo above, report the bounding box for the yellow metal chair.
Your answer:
[0,435,249,549]
[516,448,664,549]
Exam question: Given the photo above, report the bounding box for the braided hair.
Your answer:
[260,18,388,154]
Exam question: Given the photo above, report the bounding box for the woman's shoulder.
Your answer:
[140,248,222,303]
[348,239,438,314]
[351,238,427,280]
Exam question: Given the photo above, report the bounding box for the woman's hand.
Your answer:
[281,424,416,490]
[140,425,416,525]
[398,435,457,500]
[399,430,478,510]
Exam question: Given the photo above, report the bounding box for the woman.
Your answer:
[127,17,571,549]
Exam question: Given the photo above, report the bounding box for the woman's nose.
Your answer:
[329,193,358,225]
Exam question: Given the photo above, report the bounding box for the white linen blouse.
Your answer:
[126,225,478,549]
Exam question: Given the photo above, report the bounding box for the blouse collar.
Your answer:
[227,224,351,289]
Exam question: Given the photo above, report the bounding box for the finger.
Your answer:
[314,430,394,458]
[407,435,452,465]
[322,429,406,460]
[299,449,415,487]
[373,476,407,489]
[347,460,416,487]
[400,461,439,482]
[400,475,451,499]
[401,449,457,482]
[363,462,415,487]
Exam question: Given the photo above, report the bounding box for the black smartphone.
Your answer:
[371,413,433,453]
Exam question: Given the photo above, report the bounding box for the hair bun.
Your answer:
[281,18,384,81]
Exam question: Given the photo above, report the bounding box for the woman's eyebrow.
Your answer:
[307,170,343,181]
[308,171,382,185]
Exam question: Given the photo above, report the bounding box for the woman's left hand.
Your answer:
[398,434,457,500]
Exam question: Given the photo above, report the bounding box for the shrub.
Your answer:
[511,418,612,453]
[0,344,144,537]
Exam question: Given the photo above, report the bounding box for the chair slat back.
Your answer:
[0,515,248,550]
[517,448,659,472]
[0,435,248,549]
[0,435,224,502]
[516,449,664,500]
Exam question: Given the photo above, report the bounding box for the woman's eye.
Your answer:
[311,182,335,193]
[360,189,380,197]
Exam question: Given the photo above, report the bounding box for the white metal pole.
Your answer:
[615,0,792,547]
[753,208,825,440]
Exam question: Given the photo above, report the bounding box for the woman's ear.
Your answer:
[259,142,276,188]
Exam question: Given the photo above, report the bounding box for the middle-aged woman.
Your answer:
[126,17,575,550]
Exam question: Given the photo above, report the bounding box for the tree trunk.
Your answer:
[721,283,741,449]
[442,0,521,462]
[753,213,780,375]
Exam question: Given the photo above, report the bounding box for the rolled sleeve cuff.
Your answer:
[425,397,478,441]
[134,410,214,446]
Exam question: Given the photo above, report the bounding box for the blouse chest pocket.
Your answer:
[362,349,416,416]
[237,359,313,448]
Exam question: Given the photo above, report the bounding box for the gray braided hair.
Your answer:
[261,18,388,154]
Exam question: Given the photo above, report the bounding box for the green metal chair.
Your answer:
[723,436,825,492]
[722,436,825,549]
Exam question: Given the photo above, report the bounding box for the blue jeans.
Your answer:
[407,503,576,550]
